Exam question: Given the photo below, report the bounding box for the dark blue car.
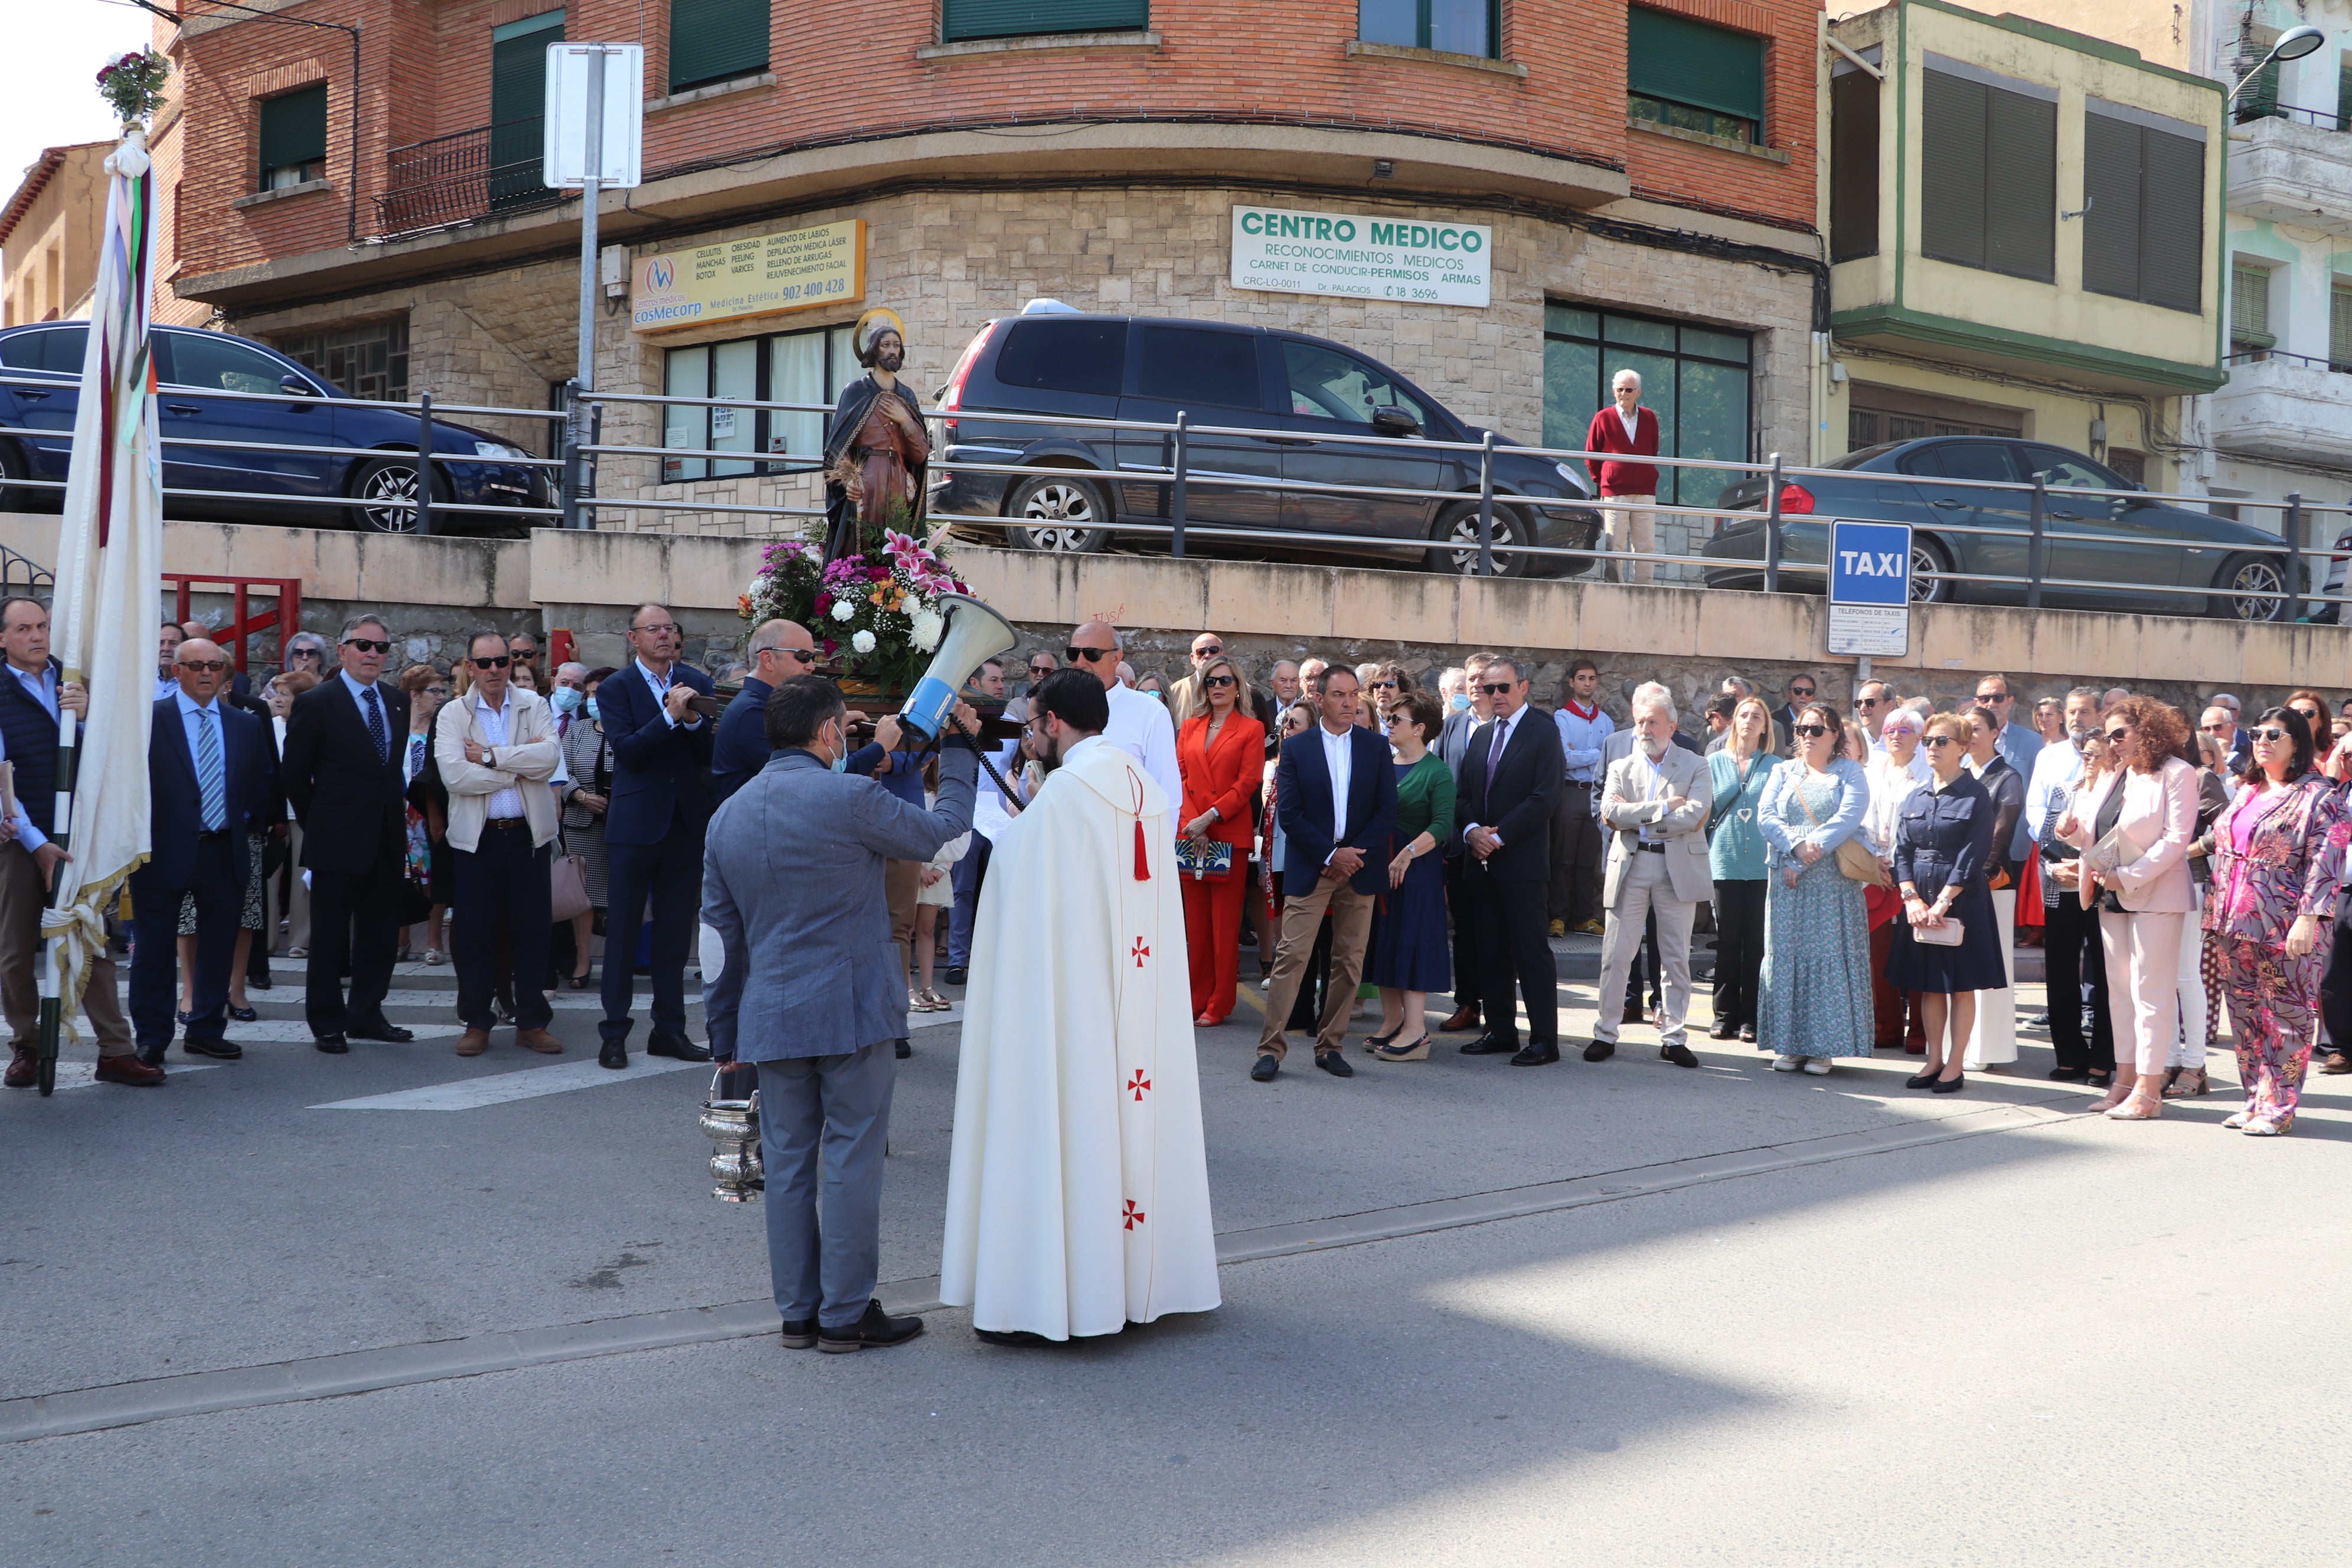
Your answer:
[0,322,550,533]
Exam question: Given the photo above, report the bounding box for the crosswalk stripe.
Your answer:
[311,1054,702,1111]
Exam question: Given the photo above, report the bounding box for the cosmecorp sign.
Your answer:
[1230,205,1492,308]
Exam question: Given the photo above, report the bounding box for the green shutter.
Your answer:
[2236,57,2279,124]
[1982,85,2054,283]
[1920,69,1988,270]
[2138,126,2202,314]
[2338,56,2352,130]
[257,84,328,181]
[1626,7,1764,124]
[669,0,769,91]
[943,1,1149,43]
[1828,68,1880,262]
[2331,286,2352,369]
[2232,263,2272,349]
[2079,109,2141,301]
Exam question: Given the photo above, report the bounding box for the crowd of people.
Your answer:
[5,592,2346,1141]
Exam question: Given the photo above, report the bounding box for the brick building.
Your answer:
[2,142,113,327]
[150,0,1830,541]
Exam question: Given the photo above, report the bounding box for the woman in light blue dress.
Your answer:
[1756,701,1878,1073]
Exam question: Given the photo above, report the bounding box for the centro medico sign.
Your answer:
[1230,205,1492,308]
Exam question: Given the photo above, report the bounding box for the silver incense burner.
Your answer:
[700,1066,763,1203]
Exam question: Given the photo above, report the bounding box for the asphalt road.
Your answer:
[4,949,2344,1566]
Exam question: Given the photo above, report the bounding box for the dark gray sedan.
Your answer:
[1700,436,2300,621]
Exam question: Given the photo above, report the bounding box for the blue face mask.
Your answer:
[1448,692,1471,713]
[584,697,600,721]
[828,723,848,772]
[550,687,583,715]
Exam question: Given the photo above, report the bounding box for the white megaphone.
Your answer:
[899,592,1019,739]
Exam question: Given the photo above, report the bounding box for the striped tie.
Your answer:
[197,707,226,832]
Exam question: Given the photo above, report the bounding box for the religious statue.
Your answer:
[822,308,930,561]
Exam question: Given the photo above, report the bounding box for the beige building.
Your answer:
[1,143,112,328]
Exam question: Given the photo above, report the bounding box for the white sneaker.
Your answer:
[1771,1054,1803,1072]
[1801,1057,1831,1075]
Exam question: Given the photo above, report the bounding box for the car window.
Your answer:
[165,332,295,394]
[0,326,84,374]
[1933,442,2018,484]
[1894,446,1945,478]
[991,318,1125,397]
[1133,326,1262,410]
[1280,341,1427,426]
[2021,446,2119,491]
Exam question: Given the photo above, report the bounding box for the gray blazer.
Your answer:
[702,745,977,1061]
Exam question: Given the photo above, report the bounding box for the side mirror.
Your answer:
[280,375,319,397]
[1371,406,1420,438]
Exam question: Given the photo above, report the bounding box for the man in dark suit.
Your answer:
[1453,656,1566,1065]
[1432,651,1496,1034]
[129,639,277,1066]
[711,619,816,803]
[596,602,717,1069]
[280,613,417,1053]
[1253,665,1397,1083]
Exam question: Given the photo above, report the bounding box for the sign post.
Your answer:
[1828,520,1912,659]
[545,44,642,530]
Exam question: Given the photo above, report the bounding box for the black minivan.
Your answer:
[929,312,1600,576]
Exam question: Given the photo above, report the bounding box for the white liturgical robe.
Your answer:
[940,734,1220,1340]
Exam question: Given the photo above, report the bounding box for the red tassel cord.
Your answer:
[1131,773,1151,880]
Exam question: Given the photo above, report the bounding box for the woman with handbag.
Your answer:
[1961,703,2027,1072]
[2056,695,2199,1121]
[1704,697,1778,1044]
[1364,689,1454,1061]
[1888,713,2006,1093]
[557,668,616,990]
[1177,654,1262,1026]
[1754,701,1876,1074]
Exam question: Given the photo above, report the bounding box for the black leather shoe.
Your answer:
[1511,1043,1561,1066]
[893,1037,911,1060]
[1582,1039,1616,1063]
[779,1318,818,1350]
[1460,1032,1518,1056]
[943,967,968,986]
[1661,1043,1700,1068]
[182,1038,244,1060]
[648,1030,712,1063]
[348,1019,414,1043]
[228,1005,258,1023]
[598,1038,628,1070]
[1621,1001,1645,1025]
[1315,1050,1354,1078]
[313,1034,349,1054]
[1250,1054,1279,1082]
[819,1298,924,1353]
[1709,1017,1738,1040]
[136,1043,169,1067]
[1905,1069,1942,1089]
[246,972,273,991]
[975,1327,1058,1347]
[1932,1072,1965,1094]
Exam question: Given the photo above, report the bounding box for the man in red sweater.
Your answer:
[1583,368,1662,586]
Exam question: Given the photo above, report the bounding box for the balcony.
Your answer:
[374,122,563,238]
[2209,350,2352,466]
[2228,110,2352,237]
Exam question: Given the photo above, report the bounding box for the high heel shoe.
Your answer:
[1363,1025,1402,1055]
[2105,1094,2162,1120]
[1931,1070,1965,1094]
[1374,1033,1431,1061]
[1905,1067,1942,1089]
[568,969,592,991]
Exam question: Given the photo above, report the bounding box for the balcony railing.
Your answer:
[374,120,563,237]
[2236,99,2350,130]
[2224,348,2352,373]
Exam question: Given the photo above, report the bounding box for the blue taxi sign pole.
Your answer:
[1827,520,1912,662]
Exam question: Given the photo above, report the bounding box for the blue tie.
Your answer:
[362,686,388,764]
[196,707,226,832]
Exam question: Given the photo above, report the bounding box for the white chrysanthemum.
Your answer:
[851,629,877,654]
[909,607,944,652]
[829,599,856,623]
[746,576,765,598]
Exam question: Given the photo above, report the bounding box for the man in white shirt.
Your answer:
[1069,619,1181,815]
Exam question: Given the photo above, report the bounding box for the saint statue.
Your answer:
[940,670,1221,1345]
[822,308,930,560]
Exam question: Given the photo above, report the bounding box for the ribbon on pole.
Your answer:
[35,128,161,1095]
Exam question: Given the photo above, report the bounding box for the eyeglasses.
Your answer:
[342,638,391,654]
[2252,726,2292,743]
[2103,727,2133,742]
[177,659,228,673]
[1203,674,1236,688]
[426,686,450,699]
[471,655,511,670]
[1029,663,1054,675]
[1792,723,1828,738]
[1370,680,1397,691]
[1978,691,2013,703]
[1066,646,1111,662]
[757,646,816,665]
[1478,681,1516,696]
[1855,695,1883,708]
[632,622,679,638]
[1921,736,1957,749]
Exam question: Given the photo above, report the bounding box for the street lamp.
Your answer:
[2230,24,2326,104]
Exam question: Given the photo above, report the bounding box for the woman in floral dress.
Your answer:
[1756,702,1877,1073]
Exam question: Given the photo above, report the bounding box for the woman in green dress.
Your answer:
[1365,689,1456,1062]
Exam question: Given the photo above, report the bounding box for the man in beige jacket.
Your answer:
[436,630,563,1056]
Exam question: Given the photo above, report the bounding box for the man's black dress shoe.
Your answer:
[943,967,968,986]
[975,1327,1057,1347]
[136,1042,168,1068]
[1315,1050,1353,1077]
[648,1030,712,1063]
[894,1037,911,1060]
[1660,1043,1699,1068]
[348,1019,414,1043]
[1250,1054,1279,1082]
[2047,1066,2090,1083]
[247,971,273,991]
[182,1038,243,1060]
[1582,1039,1616,1062]
[599,1038,628,1070]
[1460,1033,1517,1056]
[779,1318,819,1350]
[1511,1043,1560,1066]
[819,1299,924,1353]
[313,1034,349,1054]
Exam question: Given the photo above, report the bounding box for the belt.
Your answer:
[1636,841,1666,853]
[1562,778,1594,790]
[195,828,230,841]
[484,816,529,829]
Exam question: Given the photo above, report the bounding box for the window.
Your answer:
[2021,446,2119,492]
[2333,285,2352,373]
[1358,0,1497,58]
[1828,53,1880,262]
[2081,102,2203,314]
[2231,262,2273,354]
[257,84,328,192]
[661,322,855,482]
[668,0,769,92]
[940,1,1148,44]
[2338,53,2352,132]
[162,333,297,395]
[2106,449,2146,485]
[1133,325,1261,410]
[1541,304,1750,509]
[992,318,1125,396]
[491,12,565,210]
[1280,340,1428,426]
[0,326,84,374]
[1627,7,1765,145]
[276,318,410,401]
[1919,60,2055,283]
[2235,24,2281,125]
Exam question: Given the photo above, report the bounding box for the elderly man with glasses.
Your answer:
[1004,650,1059,725]
[714,619,818,804]
[1168,632,1243,727]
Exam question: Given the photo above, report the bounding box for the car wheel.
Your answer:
[348,456,427,534]
[1908,534,1955,605]
[2210,553,2291,622]
[1005,472,1111,554]
[1426,501,1528,577]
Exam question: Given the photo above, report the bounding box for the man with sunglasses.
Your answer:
[1069,619,1182,816]
[1975,674,2045,868]
[1432,652,1500,1033]
[282,613,419,1053]
[2026,686,2115,1079]
[1772,677,1814,755]
[1167,632,1234,727]
[1453,657,1566,1066]
[1004,651,1058,726]
[713,619,818,804]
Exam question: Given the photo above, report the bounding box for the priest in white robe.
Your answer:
[942,669,1220,1343]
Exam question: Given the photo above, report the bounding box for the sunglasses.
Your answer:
[177,658,228,673]
[1789,688,1815,698]
[1202,674,1237,688]
[470,655,511,670]
[1856,695,1883,707]
[1979,692,2013,703]
[759,646,817,665]
[2251,726,2292,743]
[1478,681,1517,696]
[1922,735,1957,749]
[1194,645,1223,658]
[342,638,391,654]
[2103,727,2133,742]
[1792,723,1828,738]
[1066,646,1111,663]
[1370,680,1397,690]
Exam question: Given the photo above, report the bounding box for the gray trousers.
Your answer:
[757,1040,897,1328]
[1592,853,1696,1048]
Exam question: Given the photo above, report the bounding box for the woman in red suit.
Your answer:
[1177,654,1262,1026]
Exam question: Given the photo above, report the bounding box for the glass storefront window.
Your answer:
[1541,304,1752,509]
[662,321,857,482]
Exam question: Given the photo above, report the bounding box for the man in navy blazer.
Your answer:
[129,638,277,1066]
[595,602,717,1069]
[1451,656,1567,1064]
[1253,666,1397,1082]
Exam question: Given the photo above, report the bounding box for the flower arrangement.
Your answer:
[740,529,969,692]
[96,48,172,128]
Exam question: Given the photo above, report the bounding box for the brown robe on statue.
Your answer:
[836,397,928,537]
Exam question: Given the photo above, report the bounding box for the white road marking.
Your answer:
[311,1054,701,1111]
